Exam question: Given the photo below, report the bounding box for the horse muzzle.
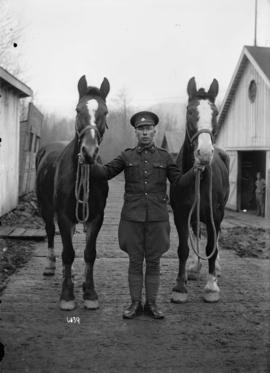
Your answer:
[194,148,214,166]
[79,145,99,164]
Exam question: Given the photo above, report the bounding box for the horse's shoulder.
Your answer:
[176,146,184,169]
[214,147,230,172]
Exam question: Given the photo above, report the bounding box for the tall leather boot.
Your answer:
[123,273,143,319]
[144,274,164,319]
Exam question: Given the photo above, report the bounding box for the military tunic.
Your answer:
[93,144,182,223]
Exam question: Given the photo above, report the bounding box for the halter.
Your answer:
[74,124,102,224]
[186,128,213,145]
[75,123,102,145]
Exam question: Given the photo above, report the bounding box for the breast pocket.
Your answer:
[152,162,167,181]
[124,161,140,181]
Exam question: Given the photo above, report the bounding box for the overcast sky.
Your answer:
[7,0,270,118]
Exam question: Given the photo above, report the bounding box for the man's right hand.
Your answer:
[193,161,205,174]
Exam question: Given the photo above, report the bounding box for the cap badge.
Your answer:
[141,118,146,121]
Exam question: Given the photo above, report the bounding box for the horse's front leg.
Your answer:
[203,222,220,303]
[187,220,202,280]
[58,214,76,310]
[171,217,189,303]
[83,214,104,310]
[42,207,56,276]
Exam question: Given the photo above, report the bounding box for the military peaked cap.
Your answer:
[130,111,159,128]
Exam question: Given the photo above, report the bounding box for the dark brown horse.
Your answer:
[170,77,230,303]
[36,76,110,310]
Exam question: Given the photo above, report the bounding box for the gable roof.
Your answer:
[245,46,270,82]
[218,46,270,127]
[0,66,32,98]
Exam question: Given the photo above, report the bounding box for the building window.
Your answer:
[248,80,257,103]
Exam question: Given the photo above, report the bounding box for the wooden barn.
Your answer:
[0,67,32,216]
[216,45,270,219]
[19,102,43,196]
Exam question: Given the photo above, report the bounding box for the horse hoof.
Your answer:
[203,291,220,303]
[43,267,55,276]
[84,299,99,310]
[203,275,220,302]
[171,291,188,303]
[59,299,76,310]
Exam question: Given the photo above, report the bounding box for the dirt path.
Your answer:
[0,179,269,373]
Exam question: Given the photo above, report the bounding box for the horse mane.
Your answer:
[86,86,101,97]
[189,88,216,103]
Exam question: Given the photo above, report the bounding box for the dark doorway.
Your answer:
[238,151,266,213]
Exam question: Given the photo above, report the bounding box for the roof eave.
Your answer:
[244,48,270,89]
[0,66,33,98]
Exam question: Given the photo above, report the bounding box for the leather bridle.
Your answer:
[186,128,214,146]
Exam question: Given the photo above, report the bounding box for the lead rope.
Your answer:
[188,165,217,262]
[75,157,90,223]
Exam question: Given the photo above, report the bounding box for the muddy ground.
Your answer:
[0,180,269,372]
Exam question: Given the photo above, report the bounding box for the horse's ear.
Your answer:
[100,77,110,100]
[208,79,219,102]
[187,77,197,100]
[78,75,88,99]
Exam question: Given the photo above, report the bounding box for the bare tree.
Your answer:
[0,0,24,77]
[113,87,132,127]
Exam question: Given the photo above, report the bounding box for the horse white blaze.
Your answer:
[81,99,99,160]
[196,100,214,164]
[87,99,99,142]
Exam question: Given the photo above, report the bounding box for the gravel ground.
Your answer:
[0,180,269,372]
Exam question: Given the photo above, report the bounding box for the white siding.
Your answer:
[226,151,238,210]
[266,151,270,219]
[0,86,20,216]
[216,61,270,150]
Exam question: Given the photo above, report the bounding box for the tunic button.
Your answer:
[144,160,148,163]
[145,192,148,196]
[144,181,148,184]
[144,170,147,174]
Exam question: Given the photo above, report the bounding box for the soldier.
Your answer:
[255,172,265,217]
[92,111,196,319]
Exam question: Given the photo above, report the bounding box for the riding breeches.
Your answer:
[118,219,170,302]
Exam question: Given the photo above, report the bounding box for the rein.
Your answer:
[74,122,104,223]
[75,158,90,223]
[187,165,217,261]
[74,124,94,224]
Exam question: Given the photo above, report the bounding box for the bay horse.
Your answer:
[170,77,230,303]
[36,76,110,310]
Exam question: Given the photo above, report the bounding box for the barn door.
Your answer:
[226,150,238,210]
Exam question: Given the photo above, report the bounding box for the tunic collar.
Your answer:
[136,144,156,153]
